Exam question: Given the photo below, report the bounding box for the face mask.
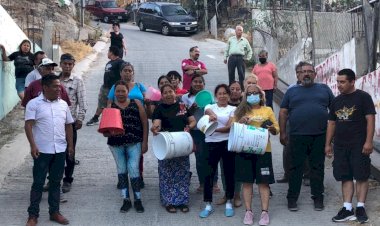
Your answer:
[247,94,260,105]
[259,57,267,64]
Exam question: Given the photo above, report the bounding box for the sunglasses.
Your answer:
[246,91,261,95]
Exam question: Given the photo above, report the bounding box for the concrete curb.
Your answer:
[0,39,108,188]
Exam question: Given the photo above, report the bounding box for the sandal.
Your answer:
[178,205,189,213]
[165,205,177,213]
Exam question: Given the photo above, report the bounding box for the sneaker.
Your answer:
[356,206,369,223]
[303,178,310,186]
[86,117,99,126]
[313,196,324,211]
[288,199,298,211]
[120,199,132,213]
[243,210,254,225]
[199,208,214,218]
[61,182,72,193]
[258,211,270,226]
[332,207,356,222]
[134,200,144,213]
[225,208,234,217]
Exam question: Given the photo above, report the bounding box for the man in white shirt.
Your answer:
[25,74,74,226]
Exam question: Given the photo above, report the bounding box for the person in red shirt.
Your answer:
[181,46,207,90]
[167,71,187,96]
[22,58,71,107]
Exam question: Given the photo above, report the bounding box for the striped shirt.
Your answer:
[60,73,87,122]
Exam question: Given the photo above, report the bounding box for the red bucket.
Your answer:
[98,108,124,135]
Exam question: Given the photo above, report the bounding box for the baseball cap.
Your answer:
[38,58,58,67]
[60,53,75,62]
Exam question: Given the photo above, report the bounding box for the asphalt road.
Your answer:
[0,23,379,226]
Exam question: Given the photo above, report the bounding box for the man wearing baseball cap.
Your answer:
[22,57,71,107]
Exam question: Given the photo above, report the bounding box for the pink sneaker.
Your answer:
[259,211,270,226]
[243,210,253,225]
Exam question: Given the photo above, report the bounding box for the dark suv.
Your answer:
[136,2,198,35]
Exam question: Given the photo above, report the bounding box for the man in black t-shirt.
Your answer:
[325,69,376,224]
[86,46,124,126]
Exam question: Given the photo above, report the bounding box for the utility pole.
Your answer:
[80,0,85,27]
[309,0,316,65]
[204,0,208,31]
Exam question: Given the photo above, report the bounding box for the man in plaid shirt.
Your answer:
[58,53,88,193]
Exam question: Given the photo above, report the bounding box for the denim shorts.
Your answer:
[15,77,26,93]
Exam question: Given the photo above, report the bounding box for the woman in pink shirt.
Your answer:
[251,50,278,109]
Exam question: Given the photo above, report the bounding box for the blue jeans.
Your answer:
[109,143,141,178]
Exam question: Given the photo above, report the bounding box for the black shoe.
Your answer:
[86,117,99,126]
[356,206,369,223]
[134,200,144,213]
[288,199,298,211]
[120,199,132,213]
[313,196,324,211]
[75,160,80,165]
[332,207,356,222]
[276,177,288,183]
[61,182,72,193]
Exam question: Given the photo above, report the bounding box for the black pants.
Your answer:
[283,143,310,179]
[63,124,77,184]
[204,141,235,202]
[28,152,66,217]
[287,134,325,201]
[264,89,274,109]
[228,55,245,88]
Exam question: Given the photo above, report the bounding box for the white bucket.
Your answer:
[197,115,218,136]
[228,122,269,155]
[152,132,194,160]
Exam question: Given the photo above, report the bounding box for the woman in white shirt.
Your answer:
[199,84,236,218]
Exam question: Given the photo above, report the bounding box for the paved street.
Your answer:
[0,23,379,226]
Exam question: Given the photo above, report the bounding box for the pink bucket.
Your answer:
[145,86,161,101]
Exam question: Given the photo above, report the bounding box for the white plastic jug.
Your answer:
[152,132,193,160]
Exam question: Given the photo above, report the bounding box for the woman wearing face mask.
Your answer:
[0,40,34,100]
[181,75,220,194]
[167,70,187,96]
[151,84,196,213]
[251,50,278,109]
[104,80,148,213]
[199,84,236,218]
[234,84,279,226]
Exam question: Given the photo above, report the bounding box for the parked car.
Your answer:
[85,0,128,23]
[125,3,140,21]
[136,2,198,36]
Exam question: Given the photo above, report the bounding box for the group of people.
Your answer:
[0,23,376,226]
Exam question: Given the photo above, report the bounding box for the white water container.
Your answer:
[152,132,193,160]
[228,122,269,155]
[196,115,218,136]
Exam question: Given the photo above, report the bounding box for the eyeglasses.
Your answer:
[246,91,260,95]
[300,70,315,74]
